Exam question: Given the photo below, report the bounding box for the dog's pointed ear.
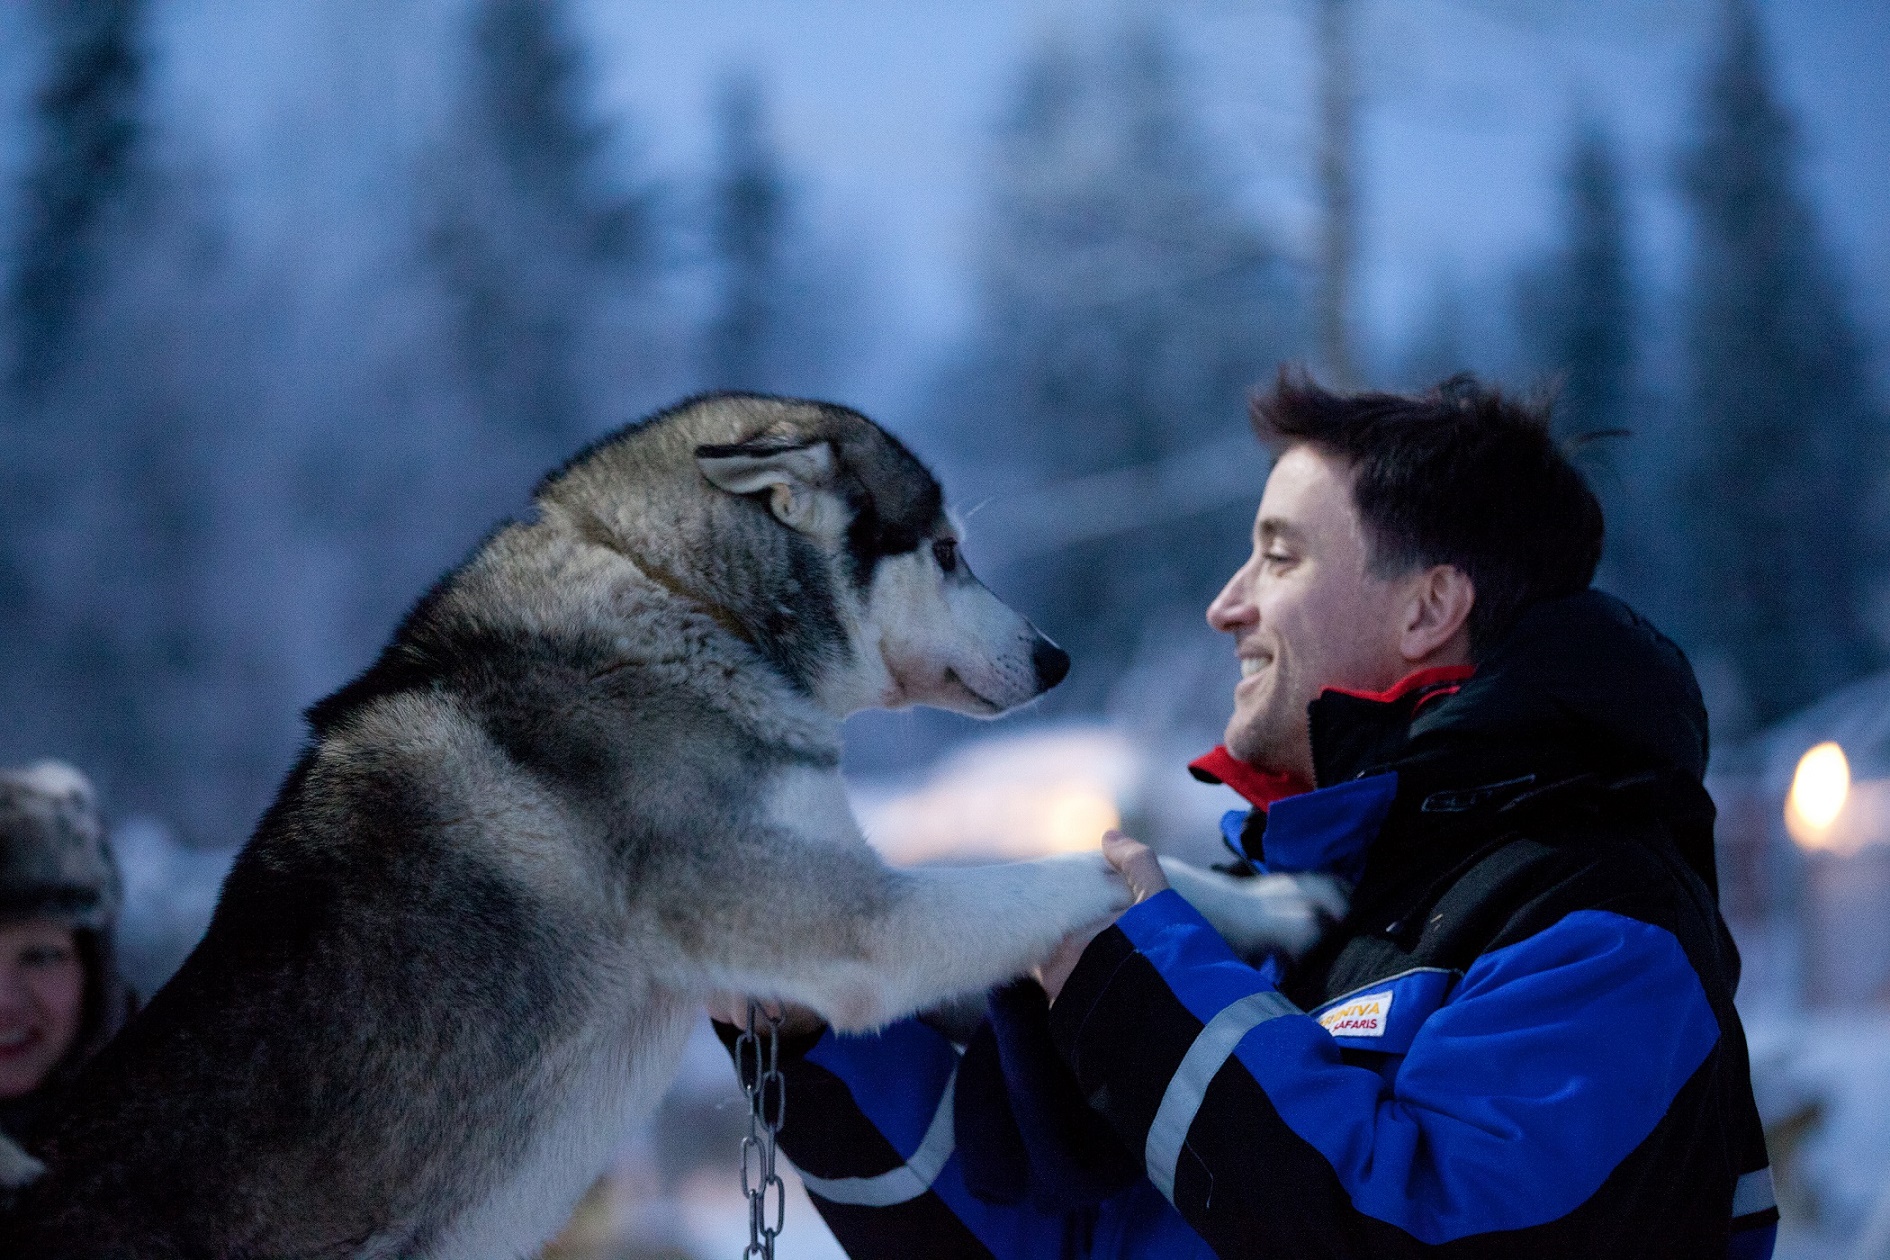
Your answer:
[695,440,844,537]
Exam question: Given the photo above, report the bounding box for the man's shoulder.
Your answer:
[1463,818,1716,949]
[1297,817,1730,1009]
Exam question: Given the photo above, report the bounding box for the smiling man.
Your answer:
[720,373,1774,1259]
[1215,439,1475,781]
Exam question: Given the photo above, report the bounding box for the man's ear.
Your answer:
[1399,564,1476,664]
[695,440,844,537]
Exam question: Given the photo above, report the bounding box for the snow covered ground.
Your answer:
[1749,1012,1890,1259]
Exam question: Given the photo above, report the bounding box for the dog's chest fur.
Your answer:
[413,986,695,1260]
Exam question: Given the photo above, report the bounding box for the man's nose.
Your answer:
[1206,564,1254,632]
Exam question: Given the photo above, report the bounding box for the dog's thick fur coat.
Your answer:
[9,396,1338,1259]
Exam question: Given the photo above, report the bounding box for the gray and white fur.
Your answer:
[8,394,1340,1259]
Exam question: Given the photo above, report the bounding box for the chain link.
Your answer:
[735,1001,787,1259]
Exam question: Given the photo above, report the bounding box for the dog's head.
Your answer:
[546,394,1068,718]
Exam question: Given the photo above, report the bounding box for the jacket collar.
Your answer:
[1188,665,1476,805]
[1309,665,1477,788]
[1186,746,1305,808]
[1189,666,1474,879]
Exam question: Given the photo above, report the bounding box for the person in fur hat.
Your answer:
[0,761,136,1202]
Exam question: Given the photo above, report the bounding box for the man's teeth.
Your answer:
[1240,658,1267,678]
[0,1029,30,1050]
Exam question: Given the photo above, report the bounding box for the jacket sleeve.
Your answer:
[1047,889,1748,1258]
[715,1015,1213,1259]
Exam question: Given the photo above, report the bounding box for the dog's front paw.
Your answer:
[1281,871,1349,927]
[1160,860,1350,963]
[1033,849,1135,922]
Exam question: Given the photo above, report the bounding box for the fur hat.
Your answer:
[0,761,120,931]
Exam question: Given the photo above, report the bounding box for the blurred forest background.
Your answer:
[1,0,1884,847]
[3,1,1889,1255]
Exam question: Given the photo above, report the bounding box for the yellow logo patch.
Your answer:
[1317,990,1393,1038]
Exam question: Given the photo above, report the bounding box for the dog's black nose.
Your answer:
[1032,638,1071,691]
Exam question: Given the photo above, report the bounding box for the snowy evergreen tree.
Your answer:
[0,0,259,837]
[1525,120,1635,447]
[427,0,652,461]
[1400,271,1473,390]
[1513,118,1663,602]
[939,20,1302,701]
[1678,0,1885,728]
[0,0,153,793]
[7,0,143,396]
[702,71,785,391]
[2,0,145,648]
[696,69,853,398]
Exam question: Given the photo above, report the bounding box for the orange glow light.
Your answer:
[1786,742,1850,850]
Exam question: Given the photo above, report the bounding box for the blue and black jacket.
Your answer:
[721,592,1775,1258]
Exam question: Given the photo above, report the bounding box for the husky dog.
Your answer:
[9,395,1341,1259]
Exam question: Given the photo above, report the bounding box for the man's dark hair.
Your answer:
[1250,369,1603,658]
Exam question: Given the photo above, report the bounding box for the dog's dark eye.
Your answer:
[932,538,959,573]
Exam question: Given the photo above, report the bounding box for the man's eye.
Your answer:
[1262,551,1294,565]
[932,538,960,573]
[21,946,72,968]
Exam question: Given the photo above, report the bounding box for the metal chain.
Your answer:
[735,1001,787,1259]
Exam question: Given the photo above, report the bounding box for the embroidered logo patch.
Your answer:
[1317,990,1393,1038]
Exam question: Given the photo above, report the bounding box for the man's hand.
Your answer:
[1101,829,1169,902]
[1036,830,1170,1004]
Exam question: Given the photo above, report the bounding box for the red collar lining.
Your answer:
[1321,664,1476,706]
[1190,666,1475,807]
[1187,746,1308,808]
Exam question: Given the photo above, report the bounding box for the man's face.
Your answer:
[1207,445,1419,783]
